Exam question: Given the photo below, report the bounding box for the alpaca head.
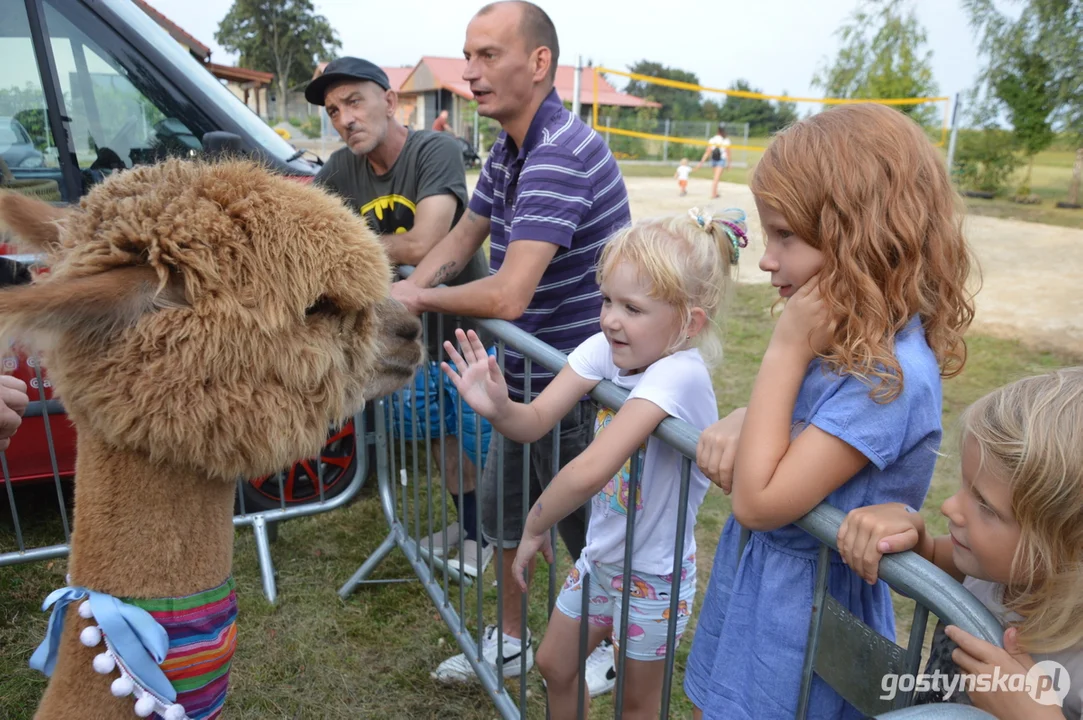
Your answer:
[0,159,423,480]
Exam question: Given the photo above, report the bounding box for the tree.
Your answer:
[774,93,799,130]
[812,0,940,125]
[623,61,702,120]
[700,99,722,123]
[964,0,1083,205]
[216,0,340,120]
[954,90,1023,195]
[718,80,782,136]
[994,47,1057,194]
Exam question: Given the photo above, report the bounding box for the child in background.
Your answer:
[675,158,692,196]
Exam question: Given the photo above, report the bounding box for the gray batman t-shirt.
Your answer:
[315,129,490,355]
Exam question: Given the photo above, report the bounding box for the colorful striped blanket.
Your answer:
[125,577,237,720]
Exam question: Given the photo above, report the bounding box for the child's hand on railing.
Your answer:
[442,328,510,422]
[696,407,745,494]
[944,625,1063,720]
[836,503,923,584]
[511,527,554,592]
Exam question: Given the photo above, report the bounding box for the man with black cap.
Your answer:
[306,57,494,576]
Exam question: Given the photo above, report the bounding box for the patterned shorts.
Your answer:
[554,553,696,661]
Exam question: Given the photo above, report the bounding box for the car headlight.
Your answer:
[17,155,44,169]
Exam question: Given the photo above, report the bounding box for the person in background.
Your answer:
[306,57,493,574]
[432,109,453,134]
[693,125,731,200]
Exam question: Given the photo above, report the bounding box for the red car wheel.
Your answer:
[240,419,358,511]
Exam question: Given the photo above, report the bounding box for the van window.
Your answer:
[0,0,62,199]
[41,0,201,179]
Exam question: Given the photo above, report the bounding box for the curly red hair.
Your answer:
[750,103,977,401]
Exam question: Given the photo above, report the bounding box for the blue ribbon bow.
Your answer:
[29,586,176,703]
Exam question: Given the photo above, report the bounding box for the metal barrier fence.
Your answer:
[1,312,1005,718]
[0,355,372,605]
[339,311,1004,720]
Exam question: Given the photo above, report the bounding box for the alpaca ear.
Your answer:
[0,265,187,341]
[0,192,72,251]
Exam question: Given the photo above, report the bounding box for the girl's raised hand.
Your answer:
[773,273,831,360]
[442,329,510,421]
[696,407,746,494]
[836,503,923,585]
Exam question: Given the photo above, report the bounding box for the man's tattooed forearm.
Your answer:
[532,502,543,518]
[430,261,457,287]
[466,209,479,223]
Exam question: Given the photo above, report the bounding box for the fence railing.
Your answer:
[339,307,1003,719]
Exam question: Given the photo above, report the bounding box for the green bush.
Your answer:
[288,117,303,128]
[954,128,1022,195]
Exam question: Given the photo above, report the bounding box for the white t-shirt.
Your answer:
[567,332,718,575]
[676,165,692,181]
[965,576,1083,719]
[707,134,731,157]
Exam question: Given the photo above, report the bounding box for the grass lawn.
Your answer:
[615,144,1083,230]
[1,284,1079,719]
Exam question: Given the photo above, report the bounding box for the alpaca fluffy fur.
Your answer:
[0,159,423,719]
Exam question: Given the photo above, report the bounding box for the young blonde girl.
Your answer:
[839,368,1083,719]
[442,211,744,719]
[686,103,976,720]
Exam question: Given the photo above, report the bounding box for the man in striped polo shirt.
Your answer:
[391,0,630,693]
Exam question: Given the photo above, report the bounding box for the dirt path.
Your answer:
[623,177,1083,357]
[466,172,1083,356]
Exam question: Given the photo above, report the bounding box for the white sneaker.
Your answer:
[448,538,493,578]
[584,638,616,697]
[418,522,462,558]
[431,625,534,683]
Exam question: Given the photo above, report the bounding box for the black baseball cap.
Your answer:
[305,57,390,106]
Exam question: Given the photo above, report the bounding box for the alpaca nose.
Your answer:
[398,314,422,342]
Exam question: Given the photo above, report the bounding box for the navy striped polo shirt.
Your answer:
[470,89,630,399]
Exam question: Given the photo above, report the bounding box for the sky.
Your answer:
[145,0,985,106]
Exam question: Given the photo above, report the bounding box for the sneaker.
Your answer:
[418,522,462,558]
[431,625,534,683]
[448,538,493,578]
[584,638,616,697]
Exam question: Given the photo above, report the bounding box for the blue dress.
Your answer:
[685,317,943,720]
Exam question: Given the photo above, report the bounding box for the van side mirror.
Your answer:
[202,131,244,158]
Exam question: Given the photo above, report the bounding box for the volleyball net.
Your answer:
[590,67,951,162]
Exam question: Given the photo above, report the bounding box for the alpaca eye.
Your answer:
[305,296,339,316]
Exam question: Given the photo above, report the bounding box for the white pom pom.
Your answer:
[77,601,94,619]
[164,704,187,720]
[111,676,134,697]
[134,693,157,717]
[79,625,102,647]
[92,652,115,674]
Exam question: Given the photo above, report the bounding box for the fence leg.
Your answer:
[338,532,398,598]
[251,514,278,605]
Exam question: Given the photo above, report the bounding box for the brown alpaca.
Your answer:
[0,159,423,719]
